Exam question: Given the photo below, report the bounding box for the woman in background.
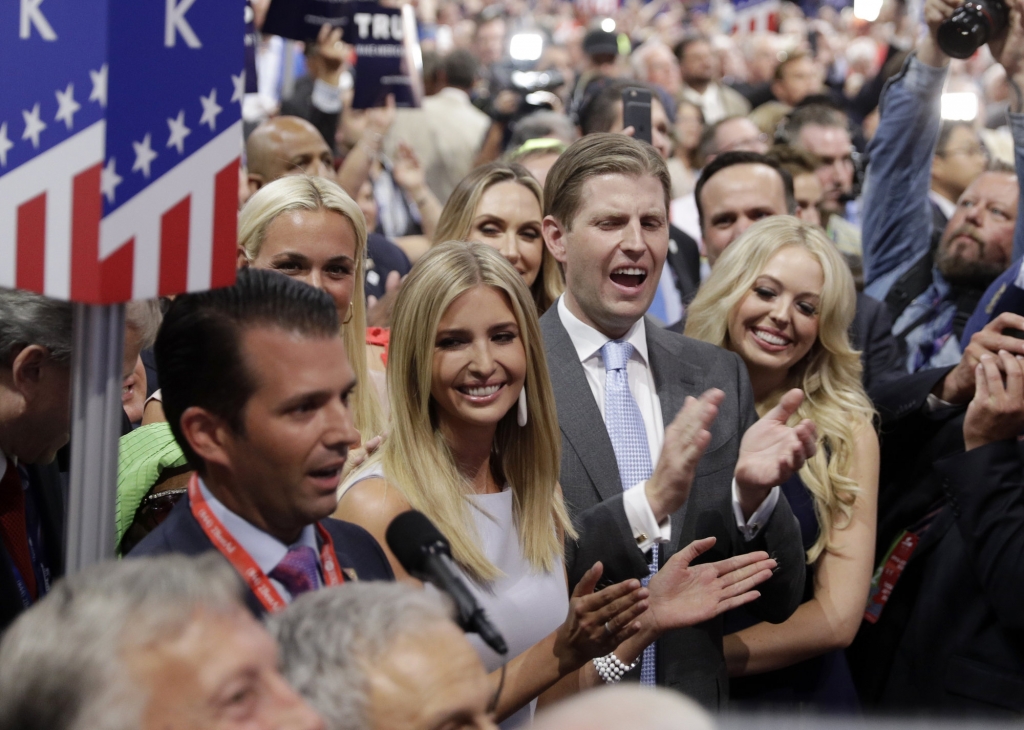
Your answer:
[434,162,564,314]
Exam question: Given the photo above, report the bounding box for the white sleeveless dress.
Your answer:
[343,467,569,727]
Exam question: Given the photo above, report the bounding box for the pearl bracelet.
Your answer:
[593,652,641,683]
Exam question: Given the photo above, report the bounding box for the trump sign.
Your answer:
[0,0,243,303]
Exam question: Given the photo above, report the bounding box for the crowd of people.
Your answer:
[2,0,1024,724]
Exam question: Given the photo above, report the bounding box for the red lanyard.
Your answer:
[188,473,344,612]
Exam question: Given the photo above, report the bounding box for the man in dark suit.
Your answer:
[130,270,392,616]
[846,310,1024,714]
[678,150,905,394]
[0,288,72,633]
[539,134,814,706]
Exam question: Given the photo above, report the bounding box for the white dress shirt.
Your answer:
[198,478,320,602]
[557,297,778,548]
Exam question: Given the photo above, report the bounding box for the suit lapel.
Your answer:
[541,308,623,503]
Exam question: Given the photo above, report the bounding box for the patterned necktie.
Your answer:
[269,545,319,600]
[601,340,658,686]
[0,458,37,601]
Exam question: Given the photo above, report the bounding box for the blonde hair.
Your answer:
[685,217,874,563]
[434,162,564,314]
[237,176,384,438]
[357,241,574,582]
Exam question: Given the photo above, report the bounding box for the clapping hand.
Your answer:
[734,389,816,517]
[642,538,776,636]
[552,563,649,673]
[645,389,725,523]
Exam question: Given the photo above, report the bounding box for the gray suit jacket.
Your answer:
[540,307,805,708]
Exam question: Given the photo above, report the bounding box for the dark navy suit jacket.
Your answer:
[0,462,65,634]
[129,495,393,617]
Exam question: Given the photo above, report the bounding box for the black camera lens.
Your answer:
[937,0,1008,59]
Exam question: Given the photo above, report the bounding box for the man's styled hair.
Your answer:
[934,120,978,158]
[781,103,848,144]
[270,583,453,730]
[443,49,479,90]
[544,133,670,230]
[0,554,244,730]
[0,288,73,367]
[155,268,340,471]
[695,150,795,231]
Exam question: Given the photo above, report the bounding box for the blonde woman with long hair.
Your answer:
[685,216,879,710]
[337,241,779,724]
[237,175,385,441]
[434,162,564,313]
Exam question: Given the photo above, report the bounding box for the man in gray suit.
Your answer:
[539,134,813,706]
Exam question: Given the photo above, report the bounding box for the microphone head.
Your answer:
[385,510,451,575]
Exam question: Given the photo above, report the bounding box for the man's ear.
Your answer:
[542,215,569,265]
[247,173,265,196]
[179,406,235,471]
[10,345,49,398]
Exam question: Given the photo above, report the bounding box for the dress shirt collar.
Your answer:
[928,189,957,220]
[557,295,650,367]
[197,477,318,575]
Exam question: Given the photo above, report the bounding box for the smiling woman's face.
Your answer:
[727,245,824,385]
[430,285,526,434]
[245,209,357,321]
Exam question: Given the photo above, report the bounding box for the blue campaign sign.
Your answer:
[104,0,243,216]
[0,0,107,175]
[350,2,418,109]
[1,0,244,303]
[262,0,352,42]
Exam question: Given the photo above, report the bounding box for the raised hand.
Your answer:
[312,23,347,85]
[988,0,1024,82]
[646,389,725,522]
[964,350,1024,449]
[734,389,816,517]
[391,143,425,192]
[552,563,649,673]
[644,537,776,634]
[936,312,1024,404]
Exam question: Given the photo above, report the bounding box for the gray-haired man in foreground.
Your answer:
[270,583,498,730]
[0,554,324,730]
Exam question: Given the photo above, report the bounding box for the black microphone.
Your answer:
[386,510,508,655]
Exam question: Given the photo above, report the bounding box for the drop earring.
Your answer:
[517,386,528,427]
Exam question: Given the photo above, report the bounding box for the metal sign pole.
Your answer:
[65,303,125,573]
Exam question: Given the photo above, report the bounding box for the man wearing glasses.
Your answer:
[860,12,1024,374]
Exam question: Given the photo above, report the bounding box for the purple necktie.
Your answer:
[269,545,319,598]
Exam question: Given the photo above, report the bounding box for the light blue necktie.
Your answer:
[601,340,657,686]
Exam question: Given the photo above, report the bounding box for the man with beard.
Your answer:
[860,2,1024,373]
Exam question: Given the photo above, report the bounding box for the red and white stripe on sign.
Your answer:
[99,120,242,302]
[0,121,105,300]
[0,120,240,304]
